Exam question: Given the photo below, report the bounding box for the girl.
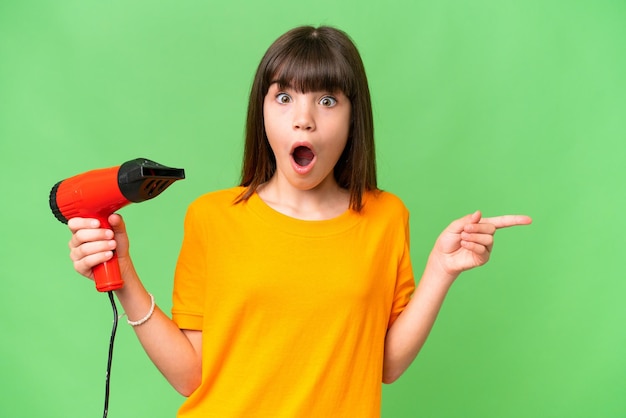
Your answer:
[67,26,531,417]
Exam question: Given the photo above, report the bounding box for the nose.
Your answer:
[292,102,315,131]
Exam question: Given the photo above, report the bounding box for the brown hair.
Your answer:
[238,26,377,211]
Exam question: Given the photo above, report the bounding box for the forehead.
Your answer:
[264,49,354,97]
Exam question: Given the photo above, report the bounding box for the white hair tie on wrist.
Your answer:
[127,293,155,327]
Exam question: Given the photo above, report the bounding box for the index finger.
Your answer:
[480,215,532,229]
[67,217,101,232]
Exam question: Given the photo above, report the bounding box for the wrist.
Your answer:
[126,293,156,326]
[425,252,459,287]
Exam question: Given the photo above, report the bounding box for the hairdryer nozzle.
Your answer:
[118,158,186,203]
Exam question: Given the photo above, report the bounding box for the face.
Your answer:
[263,83,351,192]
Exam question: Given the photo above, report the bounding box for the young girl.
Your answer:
[67,26,531,417]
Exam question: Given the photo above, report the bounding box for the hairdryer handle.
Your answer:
[93,217,124,292]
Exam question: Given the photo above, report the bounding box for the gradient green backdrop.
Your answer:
[1,1,624,417]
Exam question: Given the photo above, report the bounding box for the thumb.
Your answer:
[446,210,481,234]
[108,213,130,255]
[108,213,127,235]
[107,213,133,267]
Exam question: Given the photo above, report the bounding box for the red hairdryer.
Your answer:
[49,158,185,292]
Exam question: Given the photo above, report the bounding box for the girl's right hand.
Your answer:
[67,214,130,281]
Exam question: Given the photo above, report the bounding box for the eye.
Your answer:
[276,93,292,104]
[319,96,337,107]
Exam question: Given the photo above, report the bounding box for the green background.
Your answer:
[1,0,624,417]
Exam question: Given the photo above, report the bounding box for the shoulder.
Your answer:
[360,190,411,239]
[189,186,245,208]
[184,186,246,220]
[362,190,409,217]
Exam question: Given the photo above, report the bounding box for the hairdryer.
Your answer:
[49,158,185,292]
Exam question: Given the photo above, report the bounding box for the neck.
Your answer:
[256,176,350,221]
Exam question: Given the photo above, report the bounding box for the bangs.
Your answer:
[264,37,356,97]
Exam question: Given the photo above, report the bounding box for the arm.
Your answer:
[382,211,532,383]
[68,214,202,396]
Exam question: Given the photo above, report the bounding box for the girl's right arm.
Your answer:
[68,215,202,397]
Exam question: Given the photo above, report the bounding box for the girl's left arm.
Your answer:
[382,211,532,384]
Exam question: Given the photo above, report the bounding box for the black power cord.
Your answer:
[104,291,119,418]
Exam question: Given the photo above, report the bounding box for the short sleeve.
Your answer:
[388,211,415,328]
[171,201,207,330]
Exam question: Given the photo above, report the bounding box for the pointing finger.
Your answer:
[480,215,532,229]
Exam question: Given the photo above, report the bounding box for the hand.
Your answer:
[431,211,532,279]
[67,214,130,280]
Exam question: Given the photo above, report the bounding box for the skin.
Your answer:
[66,83,532,394]
[382,211,531,383]
[69,216,202,396]
[258,83,352,220]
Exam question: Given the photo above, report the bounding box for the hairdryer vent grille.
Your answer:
[118,158,185,202]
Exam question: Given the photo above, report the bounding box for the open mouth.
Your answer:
[292,146,315,167]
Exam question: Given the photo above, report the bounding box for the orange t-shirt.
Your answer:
[172,187,415,417]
